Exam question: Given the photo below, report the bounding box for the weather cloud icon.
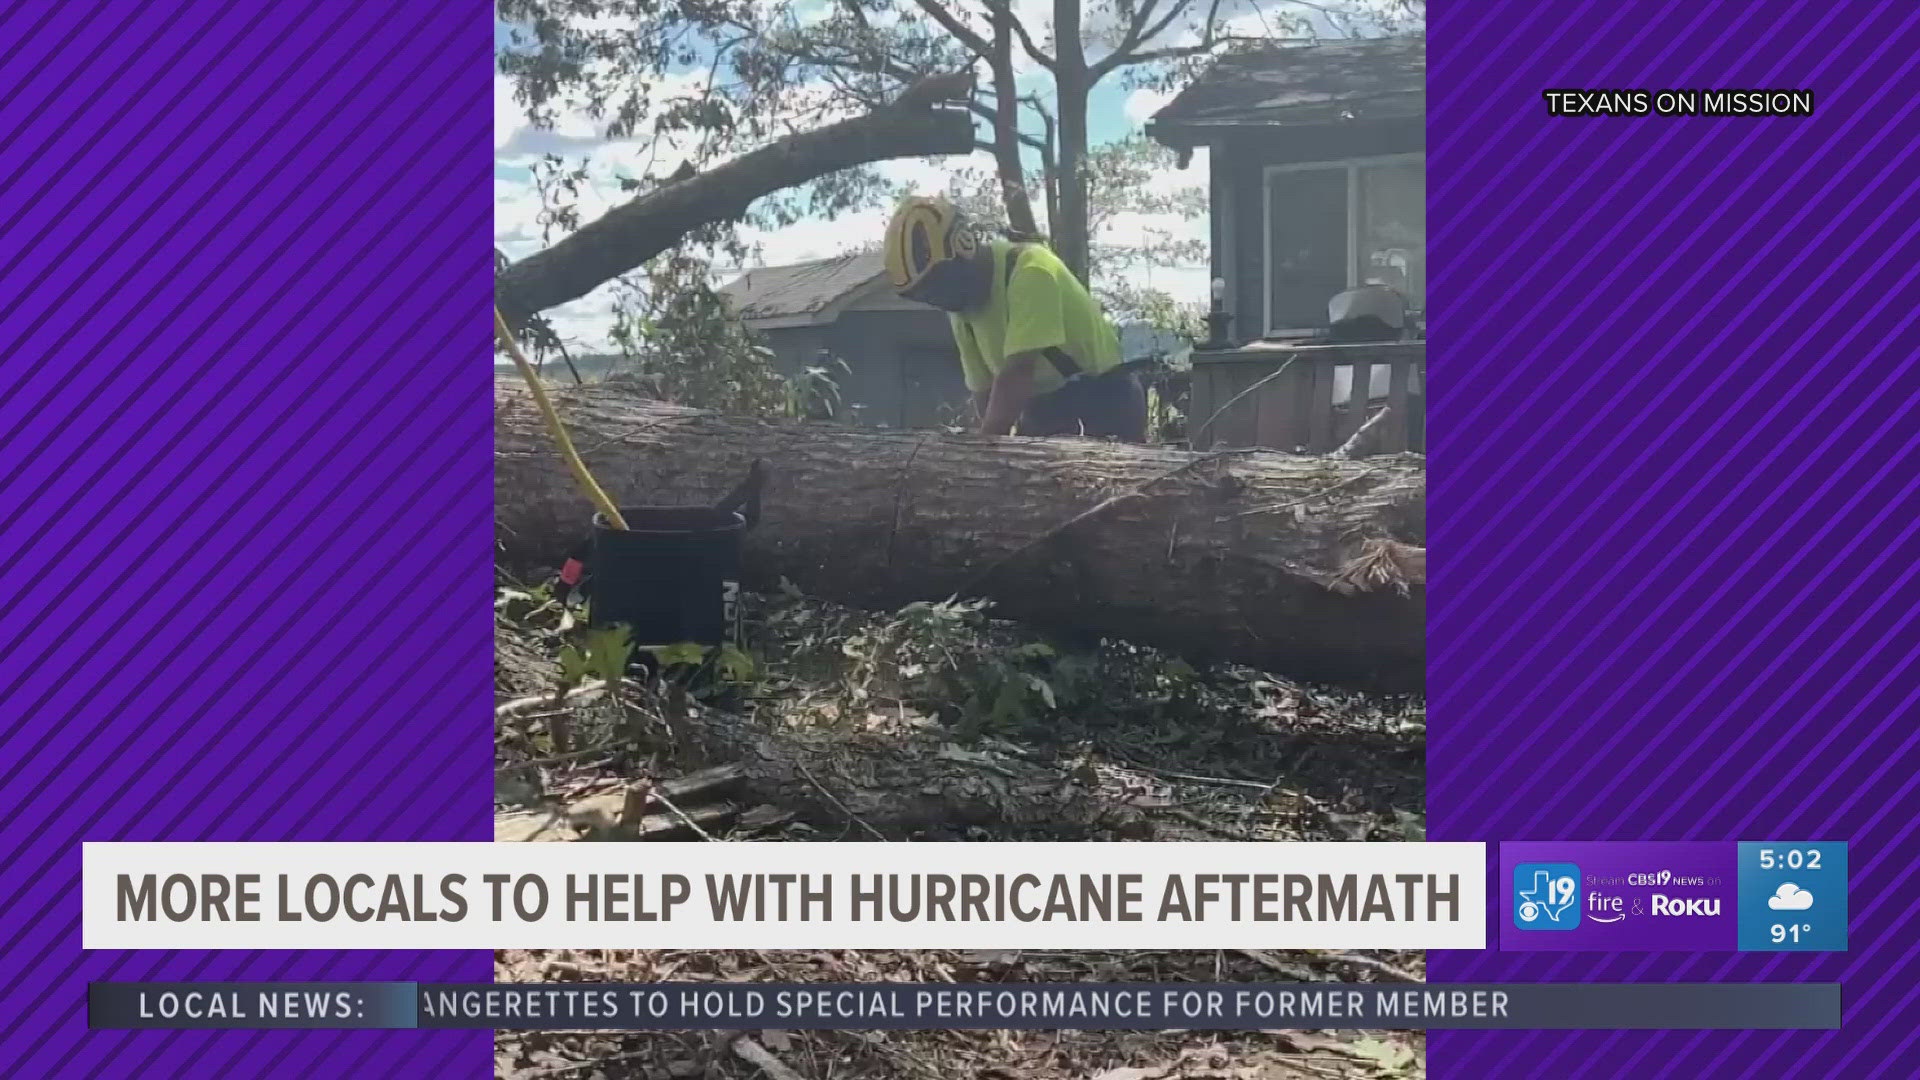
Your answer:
[1767,883,1814,911]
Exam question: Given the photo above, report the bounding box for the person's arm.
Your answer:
[979,352,1042,435]
[989,262,1068,435]
[953,313,993,427]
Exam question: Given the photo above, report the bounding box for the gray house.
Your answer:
[1143,37,1426,453]
[719,253,971,428]
[1146,35,1425,342]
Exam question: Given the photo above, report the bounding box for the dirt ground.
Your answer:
[493,585,1427,1079]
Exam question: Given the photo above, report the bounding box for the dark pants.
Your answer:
[1017,369,1148,442]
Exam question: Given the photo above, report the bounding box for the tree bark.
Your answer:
[495,382,1425,689]
[495,80,975,325]
[1050,0,1091,282]
[988,4,1040,237]
[1035,102,1061,230]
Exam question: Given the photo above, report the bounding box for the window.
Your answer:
[1264,154,1426,333]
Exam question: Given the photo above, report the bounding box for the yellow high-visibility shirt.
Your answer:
[952,240,1122,395]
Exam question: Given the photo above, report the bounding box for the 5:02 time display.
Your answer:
[1756,848,1823,871]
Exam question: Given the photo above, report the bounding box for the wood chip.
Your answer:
[732,1034,805,1080]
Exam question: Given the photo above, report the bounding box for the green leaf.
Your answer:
[1345,1036,1418,1074]
[717,644,756,682]
[584,624,634,683]
[649,641,708,668]
[557,644,592,690]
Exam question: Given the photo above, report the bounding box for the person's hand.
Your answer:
[979,354,1039,437]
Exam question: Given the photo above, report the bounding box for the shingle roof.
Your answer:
[718,253,887,322]
[1148,35,1424,133]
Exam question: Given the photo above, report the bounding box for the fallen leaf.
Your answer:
[1392,809,1426,841]
[1260,1030,1350,1055]
[1343,1035,1419,1074]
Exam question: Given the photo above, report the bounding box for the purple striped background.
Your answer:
[0,1,493,1077]
[1428,0,1920,1076]
[5,0,1917,1077]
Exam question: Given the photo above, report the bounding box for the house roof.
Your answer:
[718,252,903,327]
[1147,35,1424,139]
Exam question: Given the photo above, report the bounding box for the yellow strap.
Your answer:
[493,307,629,531]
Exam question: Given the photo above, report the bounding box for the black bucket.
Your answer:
[589,505,745,648]
[566,464,763,651]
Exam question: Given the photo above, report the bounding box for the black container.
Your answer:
[587,506,745,648]
[571,464,763,651]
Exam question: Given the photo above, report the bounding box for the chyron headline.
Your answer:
[115,871,1464,926]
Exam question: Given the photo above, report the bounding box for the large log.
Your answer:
[495,381,1425,689]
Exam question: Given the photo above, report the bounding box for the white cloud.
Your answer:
[495,80,521,153]
[727,153,997,268]
[737,211,885,266]
[1124,87,1175,126]
[495,67,713,165]
[492,177,542,252]
[1767,883,1814,911]
[493,153,642,262]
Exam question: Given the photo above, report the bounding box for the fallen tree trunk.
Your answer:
[496,76,976,325]
[496,382,1426,689]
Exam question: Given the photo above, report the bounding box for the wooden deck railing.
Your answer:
[1187,342,1426,453]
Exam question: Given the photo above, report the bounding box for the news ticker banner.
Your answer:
[87,982,1840,1032]
[1501,841,1849,952]
[82,842,1485,951]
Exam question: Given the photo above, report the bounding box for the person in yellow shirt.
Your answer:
[883,196,1146,442]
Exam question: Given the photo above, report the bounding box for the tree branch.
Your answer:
[961,95,1046,155]
[910,0,994,58]
[1134,0,1194,53]
[1095,0,1226,76]
[1001,5,1055,69]
[495,84,975,324]
[1110,0,1165,59]
[987,1,1040,235]
[1107,33,1285,71]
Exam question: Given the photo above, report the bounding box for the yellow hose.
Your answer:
[493,306,629,531]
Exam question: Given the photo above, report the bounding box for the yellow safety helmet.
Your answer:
[883,195,978,295]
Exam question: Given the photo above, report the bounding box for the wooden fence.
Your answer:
[1187,342,1426,453]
